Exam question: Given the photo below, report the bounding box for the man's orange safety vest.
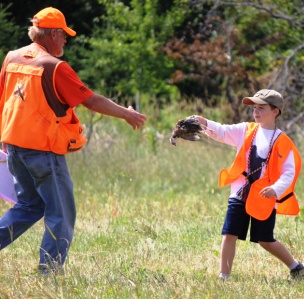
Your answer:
[219,123,301,220]
[0,43,87,154]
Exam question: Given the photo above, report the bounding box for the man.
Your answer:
[0,7,146,274]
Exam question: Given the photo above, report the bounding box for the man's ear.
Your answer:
[50,29,57,39]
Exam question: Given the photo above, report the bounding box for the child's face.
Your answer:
[252,104,279,127]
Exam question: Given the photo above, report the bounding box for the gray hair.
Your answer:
[28,24,52,41]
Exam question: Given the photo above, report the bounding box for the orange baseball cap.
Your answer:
[32,7,76,37]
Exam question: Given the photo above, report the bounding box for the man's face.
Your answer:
[52,29,67,57]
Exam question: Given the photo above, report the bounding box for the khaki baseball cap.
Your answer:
[242,89,284,112]
[32,7,76,37]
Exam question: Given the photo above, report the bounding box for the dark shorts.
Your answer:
[222,198,276,243]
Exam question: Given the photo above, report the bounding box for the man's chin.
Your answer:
[55,50,64,58]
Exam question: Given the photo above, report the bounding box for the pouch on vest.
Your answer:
[47,109,87,154]
[245,177,276,220]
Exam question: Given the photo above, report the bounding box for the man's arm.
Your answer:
[82,94,146,130]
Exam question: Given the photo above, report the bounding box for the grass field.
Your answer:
[0,115,304,298]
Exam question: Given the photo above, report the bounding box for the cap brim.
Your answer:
[63,26,76,36]
[242,97,268,106]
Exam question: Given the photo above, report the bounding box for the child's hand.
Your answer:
[260,187,277,198]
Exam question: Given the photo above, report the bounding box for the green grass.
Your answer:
[0,115,304,298]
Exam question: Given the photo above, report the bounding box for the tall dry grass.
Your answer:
[0,107,304,298]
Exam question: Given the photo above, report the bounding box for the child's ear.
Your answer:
[275,108,280,118]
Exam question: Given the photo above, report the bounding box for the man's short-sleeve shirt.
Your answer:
[54,61,94,107]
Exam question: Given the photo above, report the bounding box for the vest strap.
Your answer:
[276,192,293,203]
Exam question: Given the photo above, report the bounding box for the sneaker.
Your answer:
[218,273,230,280]
[290,262,304,279]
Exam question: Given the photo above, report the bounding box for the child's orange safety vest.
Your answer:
[219,123,301,220]
[0,43,87,154]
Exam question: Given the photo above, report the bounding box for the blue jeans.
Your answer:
[0,145,76,272]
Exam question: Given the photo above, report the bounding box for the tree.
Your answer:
[0,4,22,63]
[0,0,105,71]
[77,0,189,105]
[210,0,304,138]
[161,0,304,138]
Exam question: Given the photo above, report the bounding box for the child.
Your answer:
[195,89,303,279]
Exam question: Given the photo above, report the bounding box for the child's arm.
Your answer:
[195,115,247,149]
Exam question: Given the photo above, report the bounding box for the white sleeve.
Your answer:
[271,150,295,198]
[206,120,247,149]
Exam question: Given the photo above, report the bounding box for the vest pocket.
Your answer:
[47,109,87,154]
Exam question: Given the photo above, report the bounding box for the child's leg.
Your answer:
[252,211,303,278]
[259,240,296,267]
[220,234,238,275]
[252,210,297,268]
[220,198,250,278]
